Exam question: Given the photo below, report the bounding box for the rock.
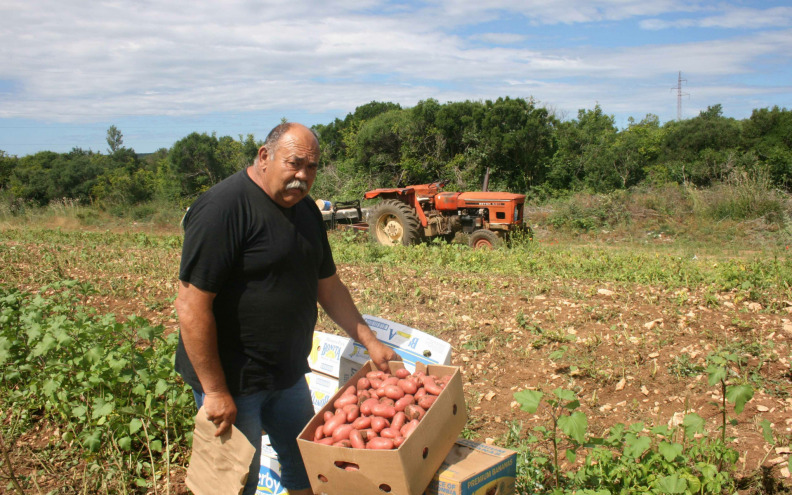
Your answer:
[510,401,519,409]
[644,319,663,330]
[648,352,659,359]
[615,378,626,391]
[757,405,770,412]
[599,404,612,412]
[783,322,792,335]
[485,391,496,401]
[485,438,495,445]
[747,302,762,312]
[598,289,615,296]
[780,467,790,478]
[641,386,649,396]
[669,412,685,428]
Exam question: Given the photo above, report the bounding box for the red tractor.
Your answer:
[364,182,529,248]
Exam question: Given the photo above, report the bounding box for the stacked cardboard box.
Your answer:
[424,439,518,495]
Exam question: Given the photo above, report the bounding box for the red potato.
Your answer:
[380,428,400,439]
[357,390,371,405]
[323,411,347,436]
[371,416,389,433]
[344,385,356,395]
[393,436,406,448]
[334,393,357,410]
[394,394,414,412]
[352,416,371,430]
[397,379,417,395]
[384,385,405,400]
[367,437,395,450]
[360,398,379,416]
[414,387,427,400]
[422,376,443,396]
[323,411,334,422]
[383,376,399,386]
[333,440,352,448]
[390,411,406,432]
[418,395,437,410]
[332,424,354,443]
[404,404,426,421]
[314,426,325,441]
[371,403,396,419]
[440,374,452,385]
[378,397,395,407]
[395,368,411,379]
[400,419,420,438]
[357,377,371,390]
[369,378,383,390]
[343,404,360,422]
[349,429,365,449]
[359,429,376,442]
[316,437,334,445]
[366,371,384,380]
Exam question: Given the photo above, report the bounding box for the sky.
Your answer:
[1,0,791,157]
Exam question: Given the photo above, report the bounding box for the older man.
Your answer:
[175,122,397,495]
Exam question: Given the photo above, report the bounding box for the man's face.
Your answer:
[258,126,320,208]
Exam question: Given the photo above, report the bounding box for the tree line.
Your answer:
[1,99,790,210]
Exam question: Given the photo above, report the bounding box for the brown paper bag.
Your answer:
[185,406,256,495]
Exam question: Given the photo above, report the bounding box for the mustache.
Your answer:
[285,179,308,192]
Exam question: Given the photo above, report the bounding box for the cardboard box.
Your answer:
[308,332,353,377]
[424,439,517,495]
[260,434,277,460]
[298,361,467,495]
[255,454,287,495]
[305,371,341,413]
[339,315,453,383]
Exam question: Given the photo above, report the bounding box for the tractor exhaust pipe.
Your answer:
[482,167,490,192]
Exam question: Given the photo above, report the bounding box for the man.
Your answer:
[174,122,397,495]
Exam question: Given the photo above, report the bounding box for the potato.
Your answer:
[367,437,395,450]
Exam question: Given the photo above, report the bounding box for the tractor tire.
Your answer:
[468,229,502,249]
[369,200,423,247]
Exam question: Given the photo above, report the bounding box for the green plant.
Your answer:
[0,282,195,492]
[705,350,755,448]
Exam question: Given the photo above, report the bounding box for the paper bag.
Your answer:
[185,406,256,495]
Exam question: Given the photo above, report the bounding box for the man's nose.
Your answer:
[294,166,311,181]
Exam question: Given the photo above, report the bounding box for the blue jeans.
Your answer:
[193,378,314,495]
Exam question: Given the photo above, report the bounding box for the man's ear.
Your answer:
[257,145,269,164]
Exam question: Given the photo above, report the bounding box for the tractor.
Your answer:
[363,182,529,248]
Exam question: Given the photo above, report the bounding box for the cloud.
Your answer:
[0,0,789,136]
[640,6,792,30]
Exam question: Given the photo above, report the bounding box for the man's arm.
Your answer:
[174,280,236,436]
[317,273,398,371]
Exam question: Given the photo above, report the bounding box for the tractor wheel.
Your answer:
[468,229,502,249]
[369,200,423,246]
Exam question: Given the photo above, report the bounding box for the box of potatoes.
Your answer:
[297,360,466,495]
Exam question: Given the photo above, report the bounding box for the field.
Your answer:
[1,212,791,494]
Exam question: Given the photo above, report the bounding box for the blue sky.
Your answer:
[1,0,790,156]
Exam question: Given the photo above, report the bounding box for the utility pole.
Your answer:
[671,71,689,121]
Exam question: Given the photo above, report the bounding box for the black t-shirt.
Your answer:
[175,169,336,395]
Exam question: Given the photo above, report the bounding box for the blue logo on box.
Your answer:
[256,464,285,494]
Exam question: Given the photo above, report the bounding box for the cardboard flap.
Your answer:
[185,406,256,495]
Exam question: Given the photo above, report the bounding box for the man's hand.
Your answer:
[203,391,237,437]
[367,340,400,372]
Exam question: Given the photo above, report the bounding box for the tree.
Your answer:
[106,125,124,154]
[0,150,16,190]
[168,132,233,197]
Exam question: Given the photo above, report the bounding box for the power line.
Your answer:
[671,71,689,121]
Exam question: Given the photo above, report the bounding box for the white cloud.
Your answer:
[641,6,792,30]
[0,0,789,135]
